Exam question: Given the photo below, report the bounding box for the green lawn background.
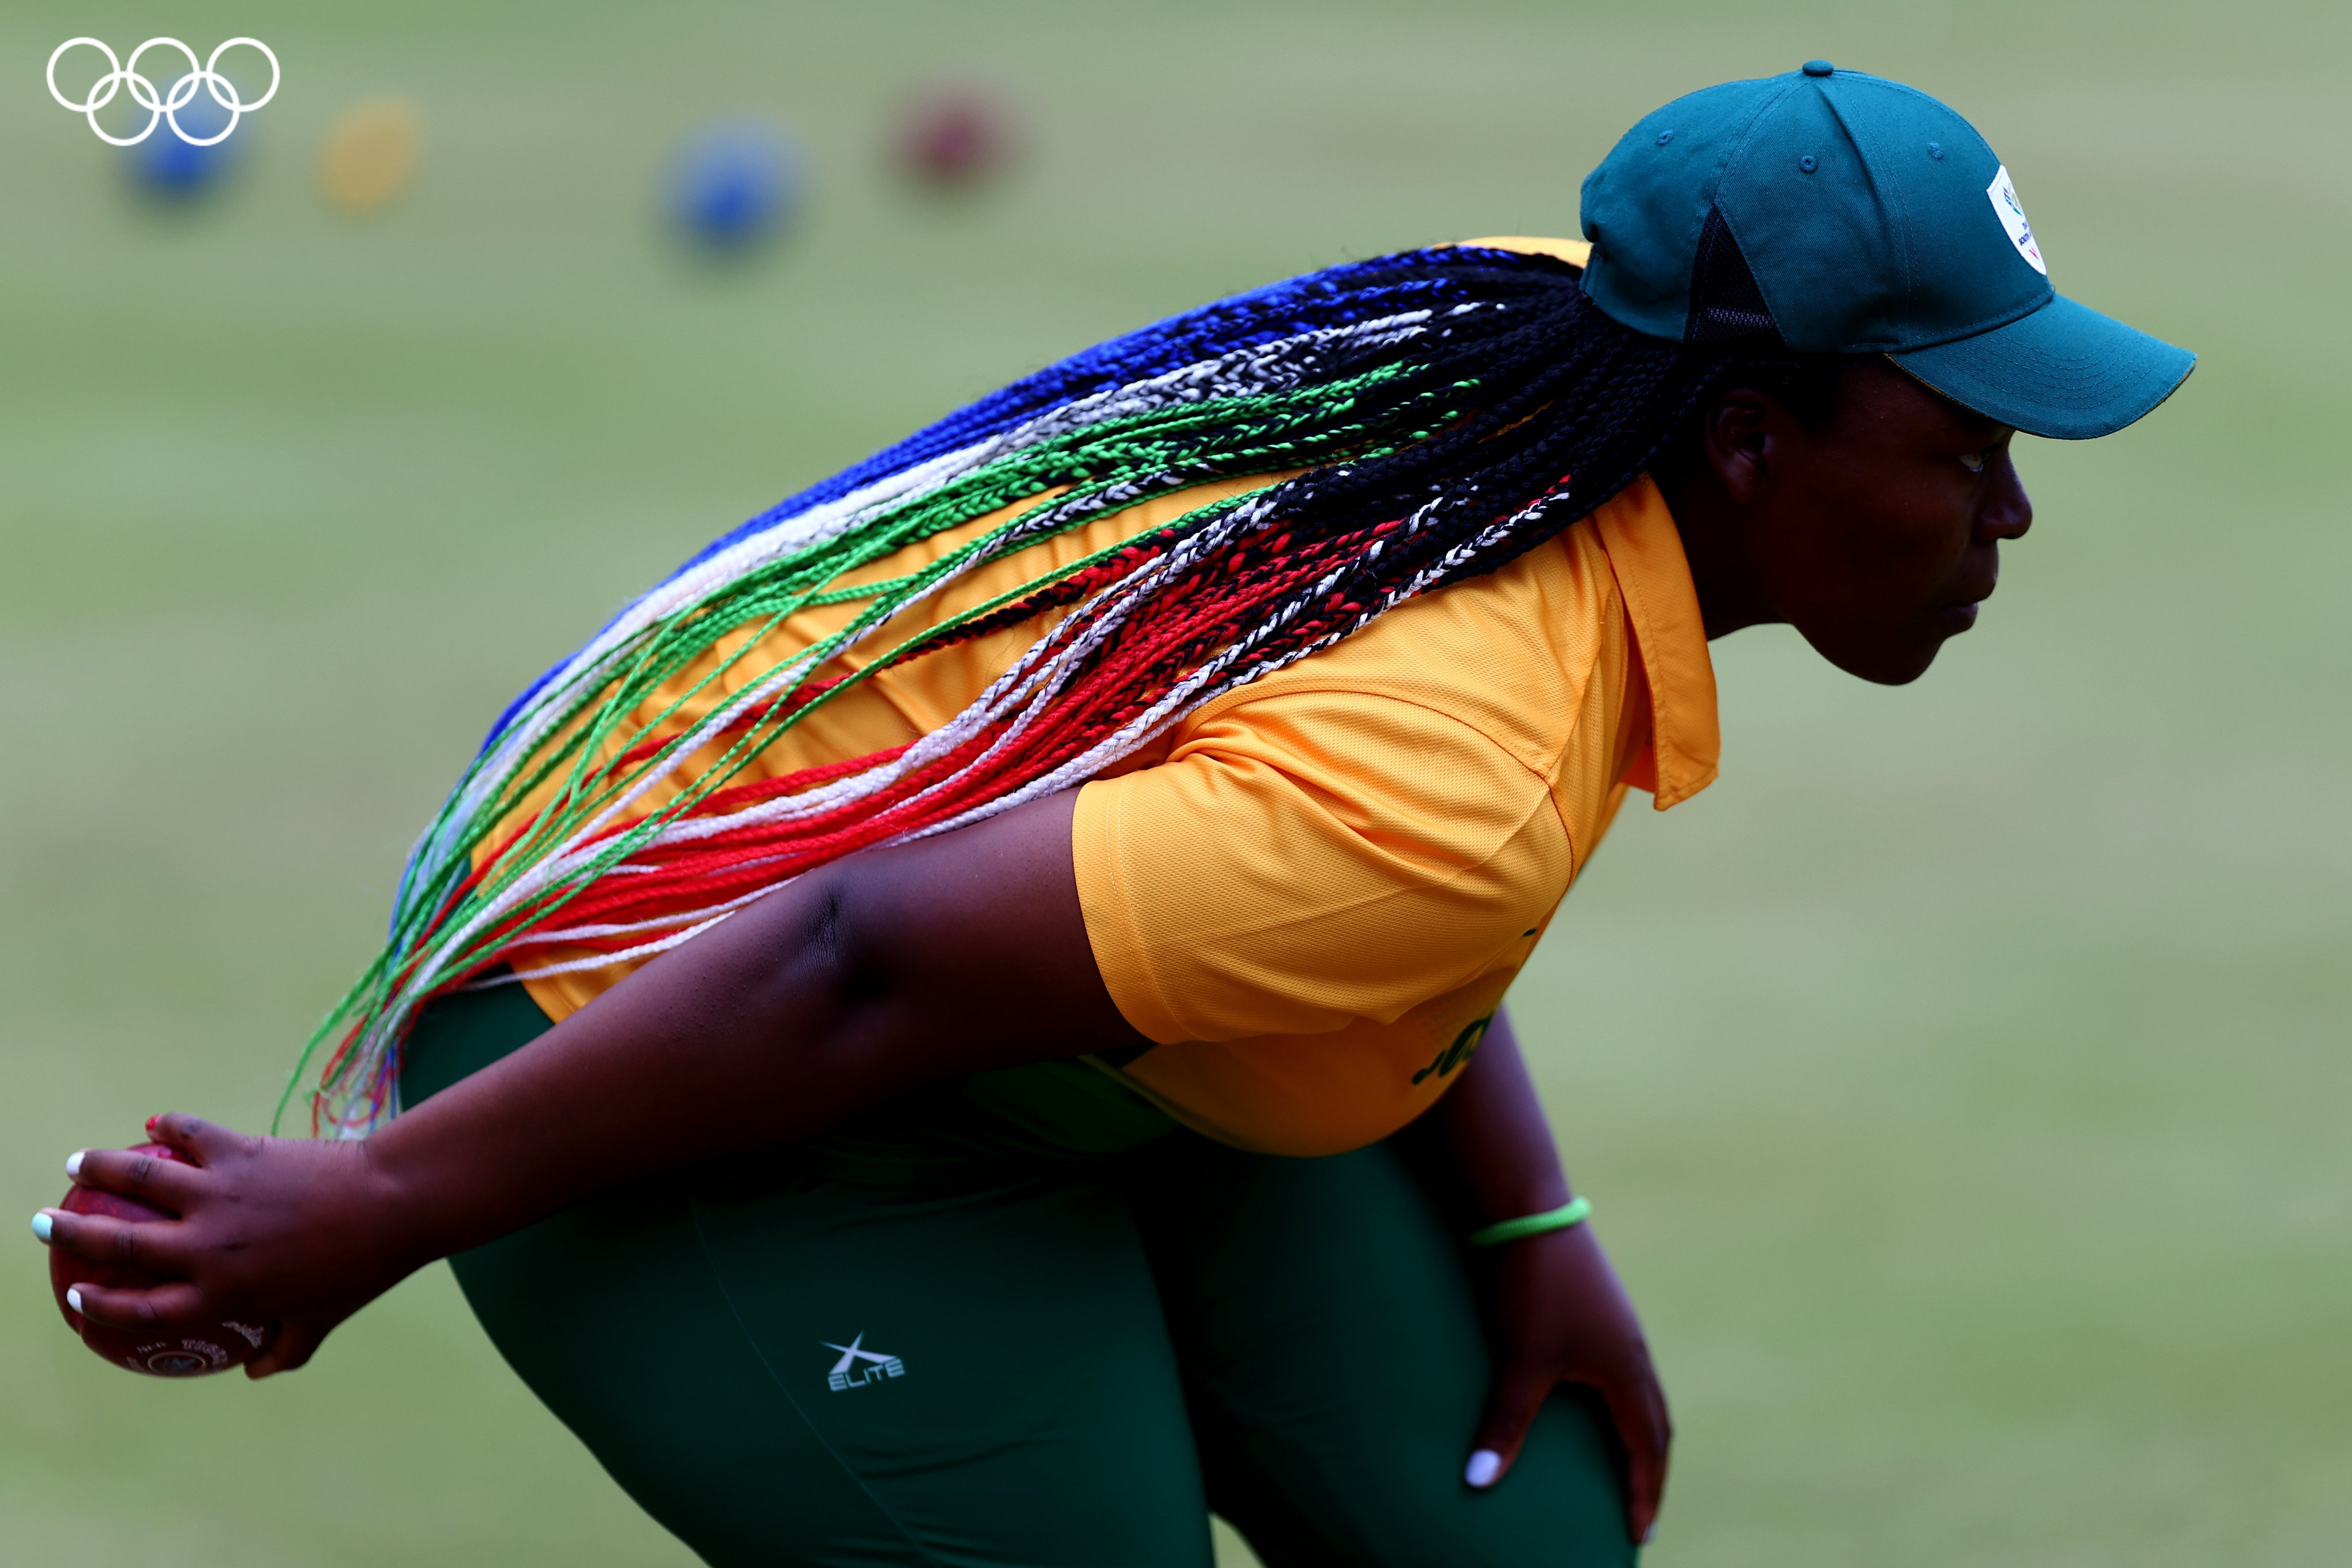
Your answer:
[1,2,2345,1563]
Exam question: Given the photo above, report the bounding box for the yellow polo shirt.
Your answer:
[1076,471,1717,1153]
[494,237,1723,1157]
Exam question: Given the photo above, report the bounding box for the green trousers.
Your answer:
[400,982,1635,1567]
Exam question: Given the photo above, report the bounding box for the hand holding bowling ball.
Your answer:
[34,1113,423,1381]
[41,1141,278,1377]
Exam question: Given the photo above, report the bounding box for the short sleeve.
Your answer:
[1072,686,1573,1046]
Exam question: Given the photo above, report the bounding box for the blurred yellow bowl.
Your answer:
[320,97,423,214]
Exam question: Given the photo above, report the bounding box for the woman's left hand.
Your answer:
[1465,1218,1671,1546]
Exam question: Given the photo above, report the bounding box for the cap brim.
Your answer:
[1890,293,2195,440]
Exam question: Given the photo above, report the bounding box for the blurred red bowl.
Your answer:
[896,80,1018,188]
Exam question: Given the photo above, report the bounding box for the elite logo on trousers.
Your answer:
[823,1333,906,1391]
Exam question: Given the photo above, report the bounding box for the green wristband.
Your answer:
[1467,1195,1591,1248]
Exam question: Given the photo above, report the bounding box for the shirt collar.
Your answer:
[1592,473,1720,810]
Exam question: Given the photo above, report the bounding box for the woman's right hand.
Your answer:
[36,1113,428,1360]
[34,793,1152,1357]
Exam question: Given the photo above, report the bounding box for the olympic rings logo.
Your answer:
[46,38,280,148]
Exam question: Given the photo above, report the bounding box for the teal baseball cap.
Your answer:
[1579,62,2194,439]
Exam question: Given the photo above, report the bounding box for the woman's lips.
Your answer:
[1937,581,1994,633]
[1939,572,1997,633]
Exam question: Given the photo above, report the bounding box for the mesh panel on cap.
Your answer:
[1684,207,1786,351]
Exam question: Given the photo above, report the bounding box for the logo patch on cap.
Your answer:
[1985,164,2047,276]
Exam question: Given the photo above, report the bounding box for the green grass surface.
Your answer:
[2,2,2346,1563]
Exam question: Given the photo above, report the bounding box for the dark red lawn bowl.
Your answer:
[896,80,1017,188]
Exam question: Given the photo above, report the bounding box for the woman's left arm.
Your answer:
[1423,1006,1670,1545]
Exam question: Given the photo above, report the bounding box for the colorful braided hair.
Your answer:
[286,242,1828,1135]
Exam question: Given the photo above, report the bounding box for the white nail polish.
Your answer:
[1464,1449,1502,1488]
[65,1287,84,1314]
[65,1151,85,1178]
[30,1213,53,1242]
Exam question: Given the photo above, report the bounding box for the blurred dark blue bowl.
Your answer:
[127,86,241,200]
[668,120,803,253]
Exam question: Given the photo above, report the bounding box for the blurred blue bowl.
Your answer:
[668,121,803,253]
[128,87,241,200]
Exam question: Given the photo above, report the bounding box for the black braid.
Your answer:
[1250,253,1852,610]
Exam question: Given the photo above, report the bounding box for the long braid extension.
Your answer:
[288,246,1835,1134]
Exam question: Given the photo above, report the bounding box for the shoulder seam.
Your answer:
[1179,681,1564,793]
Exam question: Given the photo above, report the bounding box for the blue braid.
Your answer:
[478,246,1546,750]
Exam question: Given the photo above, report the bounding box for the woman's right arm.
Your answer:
[40,789,1148,1358]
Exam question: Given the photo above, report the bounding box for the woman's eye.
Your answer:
[1959,450,1987,473]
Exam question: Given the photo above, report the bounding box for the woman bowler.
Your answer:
[37,65,2191,1567]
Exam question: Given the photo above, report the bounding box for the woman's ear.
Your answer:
[1700,389,1775,506]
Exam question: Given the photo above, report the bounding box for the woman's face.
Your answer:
[1753,359,2034,684]
[1691,358,2036,685]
